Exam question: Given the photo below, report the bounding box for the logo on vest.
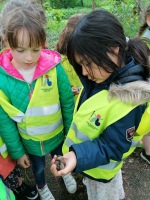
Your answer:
[41,75,53,92]
[126,126,135,142]
[44,75,52,86]
[87,111,103,130]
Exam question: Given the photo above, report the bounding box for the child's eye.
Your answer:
[85,62,91,67]
[16,49,24,52]
[33,49,40,52]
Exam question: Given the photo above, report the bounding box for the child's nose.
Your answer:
[25,52,33,62]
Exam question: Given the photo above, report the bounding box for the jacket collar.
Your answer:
[0,49,61,81]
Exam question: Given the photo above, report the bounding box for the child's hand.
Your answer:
[51,151,77,176]
[71,87,80,96]
[17,154,30,168]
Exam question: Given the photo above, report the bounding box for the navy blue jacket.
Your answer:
[70,57,146,183]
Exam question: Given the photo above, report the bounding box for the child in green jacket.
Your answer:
[0,1,76,199]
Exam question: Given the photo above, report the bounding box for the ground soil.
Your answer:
[21,147,150,200]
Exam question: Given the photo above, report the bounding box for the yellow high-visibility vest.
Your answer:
[63,87,150,180]
[0,67,63,141]
[61,55,82,102]
[0,136,8,158]
[0,179,15,200]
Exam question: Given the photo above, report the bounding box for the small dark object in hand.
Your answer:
[54,156,66,171]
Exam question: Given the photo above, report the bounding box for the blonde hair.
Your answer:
[55,13,84,54]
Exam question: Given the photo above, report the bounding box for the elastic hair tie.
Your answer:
[126,37,129,43]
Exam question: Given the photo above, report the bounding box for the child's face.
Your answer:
[8,29,42,70]
[75,54,111,83]
[74,48,119,83]
[146,16,150,27]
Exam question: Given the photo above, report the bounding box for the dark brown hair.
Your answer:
[55,13,84,54]
[0,0,47,27]
[138,4,150,36]
[1,0,46,49]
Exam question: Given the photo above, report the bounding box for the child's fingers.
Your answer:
[25,158,30,166]
[54,164,74,176]
[51,164,62,176]
[51,155,57,165]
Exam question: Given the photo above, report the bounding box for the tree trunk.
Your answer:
[138,0,143,24]
[59,0,61,9]
[92,0,95,11]
[81,0,84,7]
[1,0,3,3]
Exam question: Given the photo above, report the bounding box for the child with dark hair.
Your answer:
[51,9,150,200]
[55,14,83,102]
[0,0,76,199]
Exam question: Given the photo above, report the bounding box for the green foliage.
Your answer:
[94,0,140,38]
[44,5,67,49]
[114,0,140,38]
[60,7,91,19]
[113,0,140,38]
[43,2,91,49]
[50,0,81,9]
[43,4,64,22]
[46,20,67,50]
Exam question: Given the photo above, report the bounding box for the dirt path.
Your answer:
[22,148,150,200]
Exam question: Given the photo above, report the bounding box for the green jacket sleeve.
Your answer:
[0,103,26,160]
[56,63,75,135]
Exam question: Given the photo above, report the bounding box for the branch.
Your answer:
[133,0,142,12]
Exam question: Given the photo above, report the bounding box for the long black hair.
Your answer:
[67,9,150,80]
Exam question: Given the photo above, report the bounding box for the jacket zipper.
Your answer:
[28,83,33,101]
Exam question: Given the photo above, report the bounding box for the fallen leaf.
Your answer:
[128,159,134,163]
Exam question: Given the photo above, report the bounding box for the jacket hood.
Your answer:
[108,80,150,106]
[0,49,61,81]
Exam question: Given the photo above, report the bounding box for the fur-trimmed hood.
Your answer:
[108,80,150,106]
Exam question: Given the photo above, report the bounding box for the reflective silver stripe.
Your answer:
[4,183,11,200]
[26,103,61,117]
[0,143,7,155]
[65,138,75,147]
[18,126,27,135]
[18,117,63,135]
[131,140,139,147]
[72,122,92,141]
[97,161,122,170]
[11,112,25,123]
[72,122,140,147]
